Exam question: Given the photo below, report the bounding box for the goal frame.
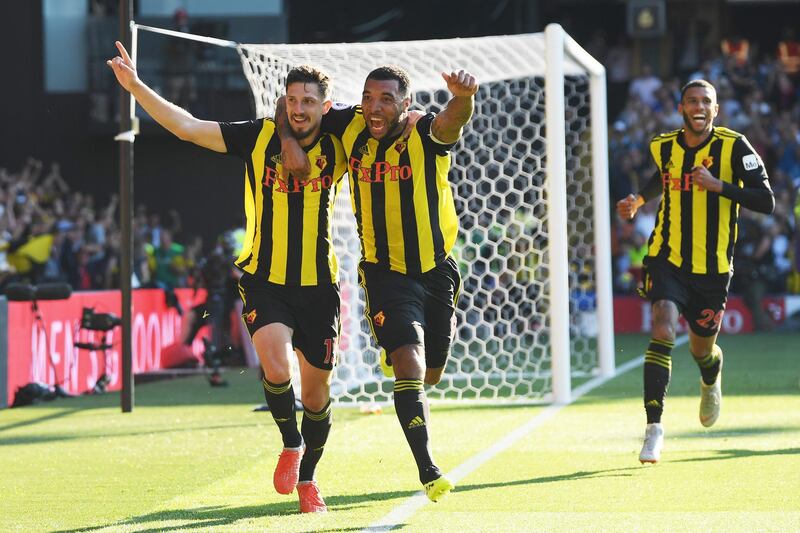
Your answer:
[544,24,614,403]
[119,21,614,406]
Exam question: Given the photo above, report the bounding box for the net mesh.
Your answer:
[234,33,599,403]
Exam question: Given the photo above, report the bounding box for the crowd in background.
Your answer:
[598,33,800,311]
[2,34,800,326]
[0,158,211,294]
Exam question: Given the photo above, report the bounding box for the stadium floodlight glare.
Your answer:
[129,22,613,405]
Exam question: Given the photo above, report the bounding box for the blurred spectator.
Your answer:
[147,229,187,290]
[721,37,750,67]
[606,35,633,119]
[629,64,662,110]
[777,29,800,76]
[732,212,778,331]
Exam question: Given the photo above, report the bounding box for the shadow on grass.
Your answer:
[672,425,800,439]
[0,422,263,447]
[52,488,418,533]
[672,447,800,463]
[457,466,638,493]
[0,408,81,433]
[51,467,644,533]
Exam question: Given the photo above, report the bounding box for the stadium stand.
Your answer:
[607,43,800,308]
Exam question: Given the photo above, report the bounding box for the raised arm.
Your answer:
[431,70,478,144]
[106,41,226,153]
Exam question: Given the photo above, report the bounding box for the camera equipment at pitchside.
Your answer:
[74,307,122,393]
[5,282,74,406]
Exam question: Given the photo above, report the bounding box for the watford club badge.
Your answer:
[394,141,407,154]
[315,155,327,170]
[270,154,282,166]
[702,156,714,168]
[373,311,386,327]
[245,309,258,325]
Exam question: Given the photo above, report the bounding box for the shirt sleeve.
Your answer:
[321,104,357,137]
[218,118,264,159]
[720,136,775,214]
[638,169,663,203]
[417,113,456,156]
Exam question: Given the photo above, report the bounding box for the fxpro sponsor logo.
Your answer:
[349,157,413,183]
[263,166,335,193]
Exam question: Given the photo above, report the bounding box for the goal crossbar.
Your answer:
[124,22,614,405]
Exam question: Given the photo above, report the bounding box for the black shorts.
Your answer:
[237,272,340,370]
[640,257,731,337]
[359,256,461,369]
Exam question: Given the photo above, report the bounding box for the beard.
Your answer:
[291,123,315,141]
[682,111,711,135]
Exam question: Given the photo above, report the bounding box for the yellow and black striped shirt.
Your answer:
[323,106,459,275]
[644,126,771,274]
[220,118,346,285]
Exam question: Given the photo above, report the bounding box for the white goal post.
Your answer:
[127,22,614,405]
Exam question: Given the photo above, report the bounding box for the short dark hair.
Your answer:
[366,65,411,98]
[680,79,716,101]
[286,64,332,100]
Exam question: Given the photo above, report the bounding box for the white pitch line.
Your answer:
[361,335,689,532]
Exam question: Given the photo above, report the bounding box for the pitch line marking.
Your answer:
[361,335,689,532]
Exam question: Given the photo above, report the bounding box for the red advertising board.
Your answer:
[613,295,796,334]
[6,288,207,405]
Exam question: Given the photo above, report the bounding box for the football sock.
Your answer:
[694,344,722,386]
[262,378,302,448]
[298,400,332,482]
[393,379,439,484]
[644,338,673,424]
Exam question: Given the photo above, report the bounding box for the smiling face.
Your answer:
[678,84,718,138]
[285,81,330,146]
[361,78,410,140]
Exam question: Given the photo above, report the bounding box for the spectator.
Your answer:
[147,228,187,290]
[629,64,663,110]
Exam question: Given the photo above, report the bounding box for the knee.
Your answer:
[301,389,329,413]
[390,345,425,379]
[651,302,677,342]
[424,367,444,385]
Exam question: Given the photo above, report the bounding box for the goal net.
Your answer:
[130,24,613,404]
[232,28,613,404]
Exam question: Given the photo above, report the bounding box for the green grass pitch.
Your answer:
[1,333,798,532]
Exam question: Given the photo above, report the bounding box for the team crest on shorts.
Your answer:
[315,155,327,169]
[373,311,386,327]
[244,309,258,324]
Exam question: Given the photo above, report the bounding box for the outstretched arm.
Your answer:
[106,41,226,153]
[431,70,478,144]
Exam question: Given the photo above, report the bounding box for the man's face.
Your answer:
[286,81,330,142]
[678,86,718,136]
[361,78,410,140]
